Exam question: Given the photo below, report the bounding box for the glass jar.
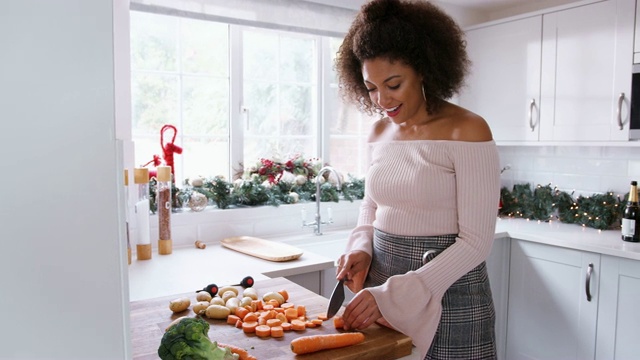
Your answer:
[157,166,172,255]
[134,167,151,260]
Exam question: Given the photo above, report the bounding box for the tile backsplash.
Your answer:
[498,145,640,197]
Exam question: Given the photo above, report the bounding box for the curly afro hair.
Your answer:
[335,0,470,115]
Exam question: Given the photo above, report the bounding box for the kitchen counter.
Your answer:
[128,242,335,302]
[495,217,640,260]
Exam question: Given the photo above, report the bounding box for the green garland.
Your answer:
[499,183,625,230]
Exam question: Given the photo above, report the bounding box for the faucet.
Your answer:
[302,166,342,235]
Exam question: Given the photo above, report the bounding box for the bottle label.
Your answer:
[622,218,636,237]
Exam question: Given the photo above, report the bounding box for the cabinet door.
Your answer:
[540,0,634,141]
[506,240,600,360]
[485,237,511,360]
[596,255,640,360]
[459,16,542,141]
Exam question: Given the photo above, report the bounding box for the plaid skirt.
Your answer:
[365,229,497,360]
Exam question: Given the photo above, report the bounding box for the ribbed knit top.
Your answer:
[345,140,500,359]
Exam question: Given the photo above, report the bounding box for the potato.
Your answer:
[205,304,231,319]
[263,291,285,306]
[169,297,191,313]
[243,287,258,300]
[193,301,210,315]
[218,286,239,297]
[165,316,188,332]
[196,291,212,302]
[225,297,240,314]
[210,296,225,306]
[240,296,253,308]
[221,290,236,303]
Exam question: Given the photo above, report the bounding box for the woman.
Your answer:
[334,0,501,359]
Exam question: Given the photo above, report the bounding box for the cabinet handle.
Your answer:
[617,93,625,130]
[585,263,594,302]
[528,99,536,132]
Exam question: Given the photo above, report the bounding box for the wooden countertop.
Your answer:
[130,277,413,360]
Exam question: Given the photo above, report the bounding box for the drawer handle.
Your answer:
[585,263,593,302]
[617,93,625,130]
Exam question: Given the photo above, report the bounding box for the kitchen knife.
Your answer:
[326,278,345,319]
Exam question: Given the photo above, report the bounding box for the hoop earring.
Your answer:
[421,84,427,103]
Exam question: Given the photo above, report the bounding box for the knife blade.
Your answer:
[326,278,345,319]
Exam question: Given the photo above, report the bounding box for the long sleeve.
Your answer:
[356,140,500,359]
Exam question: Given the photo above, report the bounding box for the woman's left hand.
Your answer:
[341,289,382,331]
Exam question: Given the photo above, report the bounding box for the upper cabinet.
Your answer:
[459,16,542,142]
[540,0,634,141]
[460,0,635,143]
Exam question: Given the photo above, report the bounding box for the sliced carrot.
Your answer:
[255,324,271,338]
[311,319,323,326]
[274,307,285,314]
[262,304,274,311]
[297,305,306,317]
[333,315,345,329]
[217,343,258,360]
[305,321,317,328]
[258,317,267,326]
[317,314,328,321]
[243,313,258,323]
[251,300,263,311]
[280,302,295,309]
[291,319,307,331]
[278,289,289,302]
[235,319,243,329]
[290,332,366,355]
[284,308,299,321]
[267,299,280,308]
[227,315,241,325]
[281,322,292,331]
[276,313,288,324]
[270,325,284,338]
[266,318,282,327]
[235,306,250,320]
[242,321,258,333]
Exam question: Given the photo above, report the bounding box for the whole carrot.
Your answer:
[290,332,365,355]
[217,343,257,360]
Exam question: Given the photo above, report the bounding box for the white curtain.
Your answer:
[129,0,356,37]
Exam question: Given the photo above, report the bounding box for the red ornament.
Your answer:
[160,124,182,180]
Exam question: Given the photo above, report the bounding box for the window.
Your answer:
[130,11,373,185]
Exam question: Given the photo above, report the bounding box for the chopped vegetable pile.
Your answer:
[158,317,239,360]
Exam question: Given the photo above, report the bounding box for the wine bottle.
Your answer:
[621,181,640,242]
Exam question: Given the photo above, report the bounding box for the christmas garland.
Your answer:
[499,183,627,230]
[147,155,365,213]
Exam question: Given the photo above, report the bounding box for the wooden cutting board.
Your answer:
[221,236,304,262]
[131,277,414,360]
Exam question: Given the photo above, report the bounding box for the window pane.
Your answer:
[181,137,229,179]
[180,20,229,76]
[243,31,278,81]
[280,36,315,82]
[244,82,278,134]
[131,73,179,136]
[280,84,314,135]
[130,11,177,72]
[182,75,229,135]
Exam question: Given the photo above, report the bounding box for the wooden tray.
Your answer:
[220,236,304,262]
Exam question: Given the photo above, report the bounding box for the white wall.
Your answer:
[498,145,640,197]
[0,1,129,359]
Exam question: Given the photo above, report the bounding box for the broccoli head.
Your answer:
[158,317,238,360]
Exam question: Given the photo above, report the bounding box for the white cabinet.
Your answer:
[540,0,635,141]
[596,255,640,360]
[485,236,511,360]
[634,0,640,63]
[459,16,542,141]
[506,240,600,359]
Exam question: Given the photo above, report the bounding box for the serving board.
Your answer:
[221,236,304,262]
[131,277,414,360]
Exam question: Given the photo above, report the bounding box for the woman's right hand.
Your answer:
[336,250,371,293]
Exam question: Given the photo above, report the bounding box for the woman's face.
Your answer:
[362,58,425,124]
